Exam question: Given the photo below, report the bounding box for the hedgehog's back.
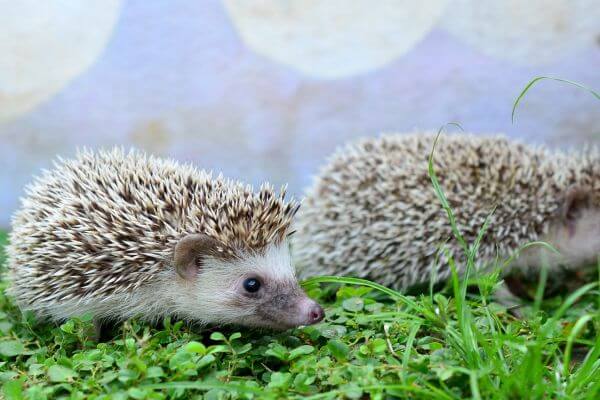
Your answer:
[295,133,562,290]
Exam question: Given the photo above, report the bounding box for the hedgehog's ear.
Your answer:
[174,234,219,280]
[561,185,592,234]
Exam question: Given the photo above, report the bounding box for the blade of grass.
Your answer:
[463,207,496,302]
[567,335,600,394]
[545,282,598,329]
[501,241,559,269]
[302,276,407,303]
[430,240,449,300]
[428,128,468,254]
[562,314,594,378]
[448,256,479,368]
[512,76,600,123]
[401,322,421,382]
[597,257,600,320]
[533,265,548,314]
[301,276,439,320]
[357,311,423,322]
[469,371,482,400]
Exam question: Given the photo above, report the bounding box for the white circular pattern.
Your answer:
[223,0,448,79]
[442,0,600,65]
[0,0,122,123]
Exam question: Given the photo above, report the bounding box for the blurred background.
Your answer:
[1,0,599,228]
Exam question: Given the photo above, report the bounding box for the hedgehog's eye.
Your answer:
[243,278,261,293]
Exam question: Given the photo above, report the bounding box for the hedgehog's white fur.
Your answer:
[33,243,293,326]
[294,133,600,291]
[7,148,323,329]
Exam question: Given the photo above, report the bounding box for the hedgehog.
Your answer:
[293,133,600,293]
[6,148,324,332]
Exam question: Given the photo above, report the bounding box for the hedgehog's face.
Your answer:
[543,186,600,270]
[517,185,600,271]
[173,234,324,330]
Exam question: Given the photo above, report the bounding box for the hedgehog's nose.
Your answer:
[308,303,325,324]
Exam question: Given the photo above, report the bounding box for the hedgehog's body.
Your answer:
[8,149,323,330]
[294,133,600,291]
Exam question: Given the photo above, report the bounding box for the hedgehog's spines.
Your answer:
[7,148,298,312]
[294,132,599,291]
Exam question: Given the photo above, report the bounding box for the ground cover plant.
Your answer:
[0,78,599,399]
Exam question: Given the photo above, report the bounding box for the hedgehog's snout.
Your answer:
[296,296,325,325]
[308,303,325,324]
[298,296,325,325]
[257,290,325,329]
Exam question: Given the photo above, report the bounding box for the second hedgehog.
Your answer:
[8,149,324,331]
[294,133,600,291]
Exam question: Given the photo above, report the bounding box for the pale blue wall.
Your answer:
[1,0,599,228]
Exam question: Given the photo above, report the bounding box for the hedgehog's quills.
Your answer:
[7,148,324,330]
[294,133,600,292]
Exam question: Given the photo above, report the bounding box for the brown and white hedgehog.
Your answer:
[294,133,600,292]
[7,148,324,331]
